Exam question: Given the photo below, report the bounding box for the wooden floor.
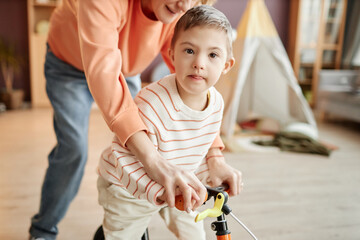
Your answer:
[0,108,359,240]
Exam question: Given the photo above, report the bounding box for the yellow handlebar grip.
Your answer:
[195,193,225,222]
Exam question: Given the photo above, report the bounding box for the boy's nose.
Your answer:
[193,57,205,70]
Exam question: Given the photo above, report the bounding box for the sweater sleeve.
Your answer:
[210,132,225,150]
[77,0,147,146]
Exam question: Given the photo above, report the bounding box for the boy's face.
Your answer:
[142,0,194,24]
[169,26,234,98]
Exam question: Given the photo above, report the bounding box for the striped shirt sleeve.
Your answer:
[97,136,165,206]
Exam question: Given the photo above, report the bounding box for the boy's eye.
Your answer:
[185,49,194,54]
[209,52,218,58]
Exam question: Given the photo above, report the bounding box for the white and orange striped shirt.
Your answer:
[97,74,224,206]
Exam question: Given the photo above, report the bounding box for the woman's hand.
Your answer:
[206,148,243,197]
[126,131,207,211]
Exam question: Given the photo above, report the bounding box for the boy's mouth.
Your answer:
[188,75,205,81]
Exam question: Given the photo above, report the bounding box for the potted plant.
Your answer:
[0,37,24,110]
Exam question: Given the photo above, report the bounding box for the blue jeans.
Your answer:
[29,45,141,240]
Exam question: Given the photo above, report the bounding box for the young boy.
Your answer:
[97,5,240,239]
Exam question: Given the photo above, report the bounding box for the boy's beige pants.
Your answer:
[97,177,206,240]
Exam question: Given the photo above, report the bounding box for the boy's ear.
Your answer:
[168,48,175,64]
[222,57,235,75]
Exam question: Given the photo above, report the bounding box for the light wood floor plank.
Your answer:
[0,108,359,240]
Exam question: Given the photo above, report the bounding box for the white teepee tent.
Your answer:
[216,0,318,140]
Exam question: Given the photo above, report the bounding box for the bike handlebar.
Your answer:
[174,184,230,212]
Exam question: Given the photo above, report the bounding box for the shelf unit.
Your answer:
[27,0,61,107]
[287,0,347,107]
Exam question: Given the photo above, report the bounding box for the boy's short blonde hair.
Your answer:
[171,5,233,59]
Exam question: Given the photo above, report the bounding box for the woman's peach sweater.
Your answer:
[47,0,223,149]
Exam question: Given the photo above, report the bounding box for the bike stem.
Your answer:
[212,213,232,240]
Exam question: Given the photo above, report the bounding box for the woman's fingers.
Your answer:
[163,181,176,208]
[179,184,192,212]
[189,177,207,210]
[161,169,205,211]
[175,172,206,211]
